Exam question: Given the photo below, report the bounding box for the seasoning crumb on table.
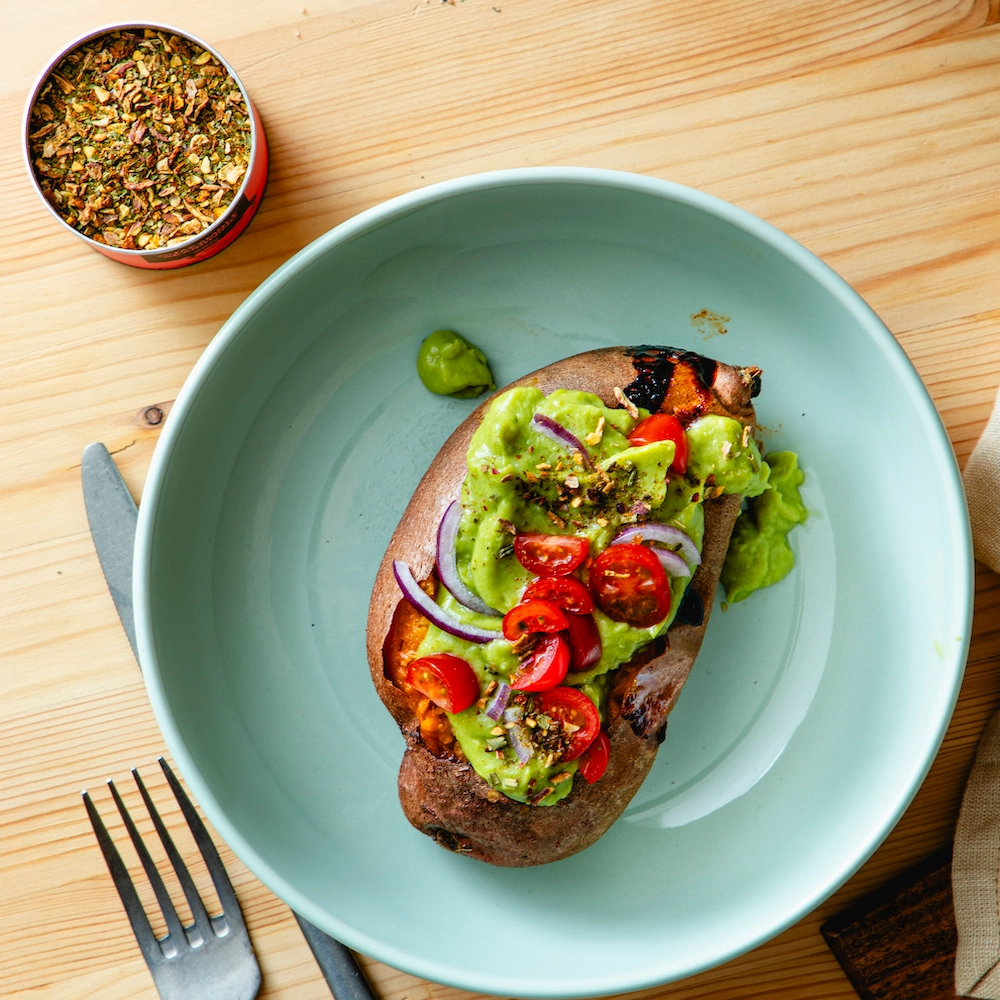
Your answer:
[28,28,251,250]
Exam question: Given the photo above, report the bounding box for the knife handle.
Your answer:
[293,913,380,1000]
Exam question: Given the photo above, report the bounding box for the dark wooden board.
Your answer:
[821,849,959,1000]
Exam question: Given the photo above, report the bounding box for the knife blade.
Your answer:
[81,441,377,1000]
[82,443,139,661]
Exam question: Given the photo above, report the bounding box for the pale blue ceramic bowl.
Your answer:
[135,167,972,997]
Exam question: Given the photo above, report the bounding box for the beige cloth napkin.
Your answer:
[954,383,1000,997]
[963,383,1000,574]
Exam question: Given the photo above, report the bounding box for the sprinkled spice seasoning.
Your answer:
[27,28,252,251]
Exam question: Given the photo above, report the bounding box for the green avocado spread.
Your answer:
[408,385,805,807]
[721,451,808,603]
[417,329,496,398]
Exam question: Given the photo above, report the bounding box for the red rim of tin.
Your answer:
[22,22,268,269]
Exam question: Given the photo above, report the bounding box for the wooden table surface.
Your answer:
[5,1,1000,997]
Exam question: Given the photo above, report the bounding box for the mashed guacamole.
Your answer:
[721,451,808,603]
[410,386,797,805]
[417,329,495,398]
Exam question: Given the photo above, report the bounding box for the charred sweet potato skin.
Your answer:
[366,347,758,866]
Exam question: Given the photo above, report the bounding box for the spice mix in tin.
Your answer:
[25,25,267,268]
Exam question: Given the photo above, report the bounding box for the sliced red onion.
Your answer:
[652,547,691,578]
[436,501,501,617]
[504,707,534,764]
[485,682,511,721]
[392,561,501,644]
[613,522,701,567]
[531,413,593,467]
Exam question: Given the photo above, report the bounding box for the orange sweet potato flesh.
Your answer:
[366,347,759,866]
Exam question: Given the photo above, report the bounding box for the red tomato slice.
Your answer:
[405,653,480,714]
[535,687,601,760]
[522,576,594,615]
[510,634,570,692]
[564,613,602,672]
[589,543,671,628]
[578,729,610,782]
[628,413,689,474]
[514,534,589,576]
[502,599,570,641]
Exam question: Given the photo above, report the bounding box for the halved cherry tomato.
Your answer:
[502,599,570,641]
[510,634,570,692]
[578,729,610,782]
[405,653,480,714]
[589,543,671,628]
[535,687,601,760]
[514,534,589,576]
[628,413,689,474]
[523,576,594,615]
[564,613,602,672]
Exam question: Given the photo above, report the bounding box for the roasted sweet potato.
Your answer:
[366,346,761,866]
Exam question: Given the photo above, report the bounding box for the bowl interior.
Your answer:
[138,170,970,997]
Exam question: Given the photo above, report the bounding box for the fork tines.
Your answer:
[83,758,260,1000]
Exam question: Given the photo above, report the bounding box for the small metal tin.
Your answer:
[23,23,268,269]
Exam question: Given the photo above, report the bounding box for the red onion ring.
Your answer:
[436,501,501,617]
[612,522,701,568]
[650,546,690,578]
[503,706,534,763]
[392,561,501,644]
[531,413,593,468]
[485,682,511,721]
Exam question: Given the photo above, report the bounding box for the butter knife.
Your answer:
[82,443,139,661]
[81,441,377,1000]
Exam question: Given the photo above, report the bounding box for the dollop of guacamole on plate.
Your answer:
[721,450,808,603]
[417,329,496,398]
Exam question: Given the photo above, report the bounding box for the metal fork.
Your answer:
[82,443,379,1000]
[83,757,261,1000]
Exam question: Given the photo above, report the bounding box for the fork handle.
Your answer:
[294,913,380,1000]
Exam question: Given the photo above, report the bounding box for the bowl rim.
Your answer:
[134,165,973,996]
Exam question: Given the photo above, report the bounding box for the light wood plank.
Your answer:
[5,2,1000,999]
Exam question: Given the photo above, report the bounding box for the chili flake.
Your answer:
[28,28,251,250]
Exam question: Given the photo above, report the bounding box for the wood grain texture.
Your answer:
[821,850,956,1000]
[4,1,1000,998]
